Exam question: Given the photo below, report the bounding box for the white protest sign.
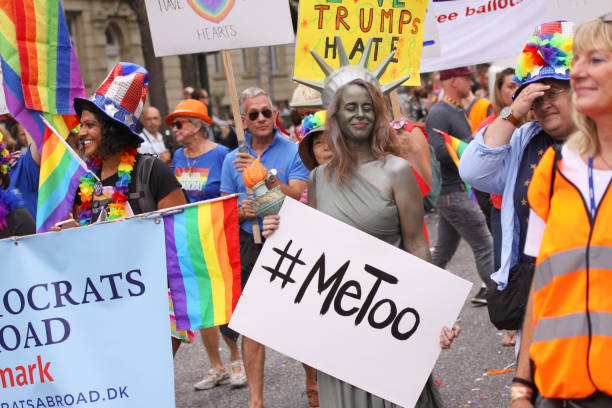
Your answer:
[230,198,471,408]
[0,218,174,407]
[144,0,295,57]
[546,0,610,24]
[422,7,441,59]
[421,0,546,72]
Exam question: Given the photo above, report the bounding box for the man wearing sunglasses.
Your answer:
[220,87,309,408]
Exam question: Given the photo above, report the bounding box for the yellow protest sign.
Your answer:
[294,0,428,87]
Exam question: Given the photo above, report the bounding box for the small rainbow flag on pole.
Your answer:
[434,128,476,199]
[36,115,87,232]
[164,196,242,331]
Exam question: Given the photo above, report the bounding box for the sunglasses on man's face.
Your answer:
[247,109,273,121]
[171,119,192,130]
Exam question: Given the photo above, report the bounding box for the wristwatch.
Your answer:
[265,168,278,186]
[500,106,520,127]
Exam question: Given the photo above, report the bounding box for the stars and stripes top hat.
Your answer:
[514,21,574,97]
[74,62,149,141]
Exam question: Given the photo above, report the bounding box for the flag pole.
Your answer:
[40,116,100,182]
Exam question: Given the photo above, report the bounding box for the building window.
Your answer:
[241,49,250,74]
[105,26,121,72]
[268,46,280,73]
[213,53,221,74]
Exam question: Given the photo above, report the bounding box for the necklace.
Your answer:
[77,147,137,225]
[443,95,463,110]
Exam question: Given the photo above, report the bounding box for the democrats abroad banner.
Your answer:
[294,0,429,87]
[0,218,173,407]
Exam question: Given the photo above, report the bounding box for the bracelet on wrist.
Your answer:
[510,384,533,402]
[512,377,535,390]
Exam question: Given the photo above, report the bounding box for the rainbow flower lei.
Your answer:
[77,146,137,225]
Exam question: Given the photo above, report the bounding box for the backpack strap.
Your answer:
[129,154,157,214]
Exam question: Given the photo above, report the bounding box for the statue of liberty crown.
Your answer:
[291,35,411,108]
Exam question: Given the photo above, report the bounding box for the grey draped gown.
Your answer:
[312,165,444,408]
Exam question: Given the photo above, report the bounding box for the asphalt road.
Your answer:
[173,212,516,408]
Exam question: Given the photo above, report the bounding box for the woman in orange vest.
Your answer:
[512,15,612,408]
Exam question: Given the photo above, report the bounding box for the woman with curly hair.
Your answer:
[72,63,188,354]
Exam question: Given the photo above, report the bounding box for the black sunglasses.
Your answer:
[247,109,273,121]
[171,119,191,130]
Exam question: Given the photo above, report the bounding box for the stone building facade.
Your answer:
[63,0,297,119]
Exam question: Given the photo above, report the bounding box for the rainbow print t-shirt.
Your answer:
[173,145,229,202]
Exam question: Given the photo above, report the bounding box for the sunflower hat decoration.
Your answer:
[514,21,574,96]
[0,130,10,177]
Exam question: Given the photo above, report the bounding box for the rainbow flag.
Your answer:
[36,115,86,232]
[0,0,86,149]
[434,128,475,198]
[164,197,242,331]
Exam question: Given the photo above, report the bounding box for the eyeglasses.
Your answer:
[247,109,273,121]
[532,88,569,109]
[600,12,612,23]
[171,119,192,130]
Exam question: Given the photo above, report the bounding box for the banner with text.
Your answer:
[0,218,174,407]
[230,198,471,408]
[294,0,430,87]
[144,0,295,56]
[421,0,546,72]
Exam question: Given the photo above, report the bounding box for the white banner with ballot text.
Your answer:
[230,198,471,408]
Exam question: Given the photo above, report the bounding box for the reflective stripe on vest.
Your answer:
[535,246,612,291]
[533,312,612,343]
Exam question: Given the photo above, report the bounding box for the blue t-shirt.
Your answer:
[220,130,309,233]
[173,144,229,202]
[8,146,39,219]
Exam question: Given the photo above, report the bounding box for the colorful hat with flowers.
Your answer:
[514,21,574,97]
[74,62,149,141]
[298,110,327,171]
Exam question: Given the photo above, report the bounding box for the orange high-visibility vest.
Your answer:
[468,98,492,133]
[528,147,612,399]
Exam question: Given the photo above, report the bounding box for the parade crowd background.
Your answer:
[1,1,612,408]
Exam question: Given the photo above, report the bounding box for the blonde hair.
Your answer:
[567,17,612,156]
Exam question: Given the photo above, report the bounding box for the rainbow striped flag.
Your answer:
[36,115,86,232]
[434,128,475,199]
[0,0,86,149]
[164,196,242,331]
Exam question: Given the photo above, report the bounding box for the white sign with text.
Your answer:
[230,198,471,408]
[144,0,295,57]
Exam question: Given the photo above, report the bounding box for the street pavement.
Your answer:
[173,212,516,408]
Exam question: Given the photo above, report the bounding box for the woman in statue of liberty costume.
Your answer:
[263,78,460,407]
